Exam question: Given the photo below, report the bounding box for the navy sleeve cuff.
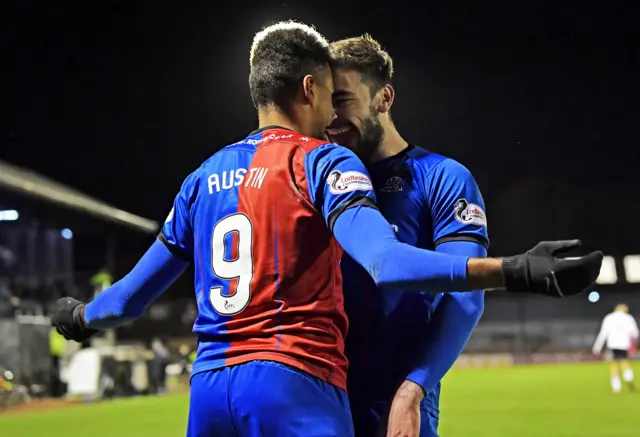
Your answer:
[405,369,428,397]
[157,232,191,262]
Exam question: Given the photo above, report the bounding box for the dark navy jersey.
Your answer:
[342,145,489,406]
[160,127,376,391]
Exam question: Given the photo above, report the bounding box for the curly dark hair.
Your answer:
[249,21,331,108]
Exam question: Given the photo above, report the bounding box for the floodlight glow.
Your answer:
[0,210,19,221]
[596,256,617,284]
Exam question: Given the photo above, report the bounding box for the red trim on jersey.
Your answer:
[227,232,240,296]
[223,129,349,391]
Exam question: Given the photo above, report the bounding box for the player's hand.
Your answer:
[384,380,423,437]
[502,240,603,298]
[51,297,99,342]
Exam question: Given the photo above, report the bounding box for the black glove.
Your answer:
[502,240,603,297]
[51,297,99,342]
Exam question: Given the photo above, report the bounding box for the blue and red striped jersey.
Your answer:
[159,126,376,390]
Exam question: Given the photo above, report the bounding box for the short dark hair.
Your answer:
[249,21,331,108]
[329,34,394,92]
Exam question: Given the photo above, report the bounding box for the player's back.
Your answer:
[601,311,639,350]
[163,127,349,390]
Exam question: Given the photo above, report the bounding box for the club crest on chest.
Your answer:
[379,175,403,193]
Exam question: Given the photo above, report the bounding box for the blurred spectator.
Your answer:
[150,337,169,394]
[181,302,197,326]
[178,343,192,375]
[0,282,20,318]
[0,245,16,267]
[0,246,19,317]
[90,267,112,294]
[593,303,639,393]
[48,328,67,397]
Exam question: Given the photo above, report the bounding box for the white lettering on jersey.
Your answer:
[207,167,268,194]
[453,198,487,227]
[235,168,247,185]
[234,132,295,146]
[208,168,248,194]
[326,170,373,195]
[244,167,269,189]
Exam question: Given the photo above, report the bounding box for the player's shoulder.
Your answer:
[206,133,262,162]
[299,138,361,167]
[407,146,474,180]
[193,131,267,174]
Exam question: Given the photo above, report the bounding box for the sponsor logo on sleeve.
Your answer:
[326,170,373,194]
[453,199,487,227]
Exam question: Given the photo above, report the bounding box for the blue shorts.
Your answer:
[187,360,354,437]
[351,399,439,437]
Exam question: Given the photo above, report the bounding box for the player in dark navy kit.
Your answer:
[327,35,592,437]
[51,22,602,437]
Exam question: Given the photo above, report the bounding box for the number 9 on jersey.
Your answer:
[209,213,254,316]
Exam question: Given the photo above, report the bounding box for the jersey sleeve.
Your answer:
[304,143,377,231]
[157,171,199,261]
[426,159,489,248]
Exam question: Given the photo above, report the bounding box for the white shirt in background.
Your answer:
[593,310,640,354]
[152,339,169,359]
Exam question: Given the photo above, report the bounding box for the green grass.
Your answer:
[439,362,638,437]
[1,362,637,437]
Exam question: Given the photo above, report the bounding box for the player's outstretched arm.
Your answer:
[306,142,602,297]
[592,315,610,355]
[332,205,603,297]
[51,240,189,342]
[51,170,197,342]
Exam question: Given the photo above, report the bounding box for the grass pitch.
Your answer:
[1,362,637,437]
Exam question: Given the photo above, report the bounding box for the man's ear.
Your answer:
[302,74,315,104]
[376,84,394,113]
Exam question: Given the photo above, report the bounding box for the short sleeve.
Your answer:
[158,171,198,261]
[426,159,489,248]
[304,143,377,231]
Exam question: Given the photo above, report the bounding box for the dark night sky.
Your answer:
[3,1,639,257]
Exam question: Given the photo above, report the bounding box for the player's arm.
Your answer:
[306,144,602,296]
[402,159,489,396]
[305,144,602,296]
[51,173,197,341]
[82,240,189,329]
[592,316,610,355]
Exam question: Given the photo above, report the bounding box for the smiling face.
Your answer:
[326,68,384,162]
